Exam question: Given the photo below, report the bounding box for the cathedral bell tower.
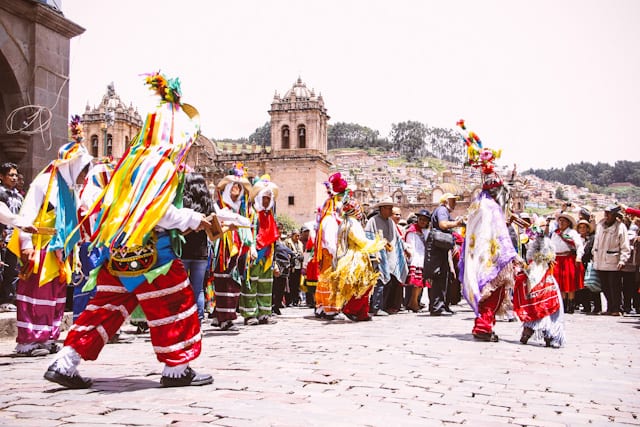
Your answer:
[265,77,331,224]
[269,77,329,155]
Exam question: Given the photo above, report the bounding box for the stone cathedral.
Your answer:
[211,77,331,225]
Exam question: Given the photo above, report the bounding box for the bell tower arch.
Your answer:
[269,77,329,156]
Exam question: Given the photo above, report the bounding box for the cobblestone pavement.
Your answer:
[0,303,638,426]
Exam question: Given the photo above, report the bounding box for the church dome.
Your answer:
[283,77,315,101]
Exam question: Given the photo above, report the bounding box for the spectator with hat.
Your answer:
[426,193,463,316]
[284,228,304,306]
[404,209,430,312]
[575,218,600,314]
[592,205,630,316]
[365,197,408,315]
[550,212,584,314]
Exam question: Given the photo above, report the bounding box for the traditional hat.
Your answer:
[438,193,459,204]
[557,212,576,229]
[217,175,251,192]
[249,174,279,201]
[217,163,251,192]
[371,197,396,209]
[415,209,431,219]
[576,219,594,234]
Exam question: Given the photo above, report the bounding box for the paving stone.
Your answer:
[0,304,637,426]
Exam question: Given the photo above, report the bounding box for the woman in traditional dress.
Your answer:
[549,212,584,313]
[328,193,386,321]
[403,209,430,312]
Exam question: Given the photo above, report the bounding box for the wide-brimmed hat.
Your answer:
[439,192,459,204]
[557,212,576,229]
[415,209,431,219]
[217,174,251,193]
[249,175,279,201]
[371,197,396,210]
[576,219,594,234]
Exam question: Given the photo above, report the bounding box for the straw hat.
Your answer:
[216,174,251,193]
[249,175,279,201]
[371,197,396,210]
[439,192,459,204]
[557,212,576,229]
[576,219,594,234]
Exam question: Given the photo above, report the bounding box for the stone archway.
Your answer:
[0,50,29,164]
[0,1,84,181]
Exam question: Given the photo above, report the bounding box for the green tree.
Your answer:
[328,122,383,149]
[248,122,271,148]
[555,186,567,200]
[389,121,427,161]
[275,213,300,236]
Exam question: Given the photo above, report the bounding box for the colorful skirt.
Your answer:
[553,254,581,293]
[405,265,428,288]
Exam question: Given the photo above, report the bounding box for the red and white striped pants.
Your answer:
[66,259,201,366]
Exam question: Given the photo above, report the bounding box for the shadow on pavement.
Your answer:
[43,377,161,393]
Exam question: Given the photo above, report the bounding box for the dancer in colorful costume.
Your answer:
[457,120,517,342]
[210,165,253,331]
[10,116,93,356]
[72,160,114,322]
[328,192,386,321]
[241,175,279,325]
[313,173,348,319]
[44,73,214,389]
[514,223,565,348]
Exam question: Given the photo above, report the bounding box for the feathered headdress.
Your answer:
[456,119,502,176]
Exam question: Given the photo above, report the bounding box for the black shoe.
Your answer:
[108,333,134,344]
[344,313,359,321]
[444,306,455,314]
[258,316,277,325]
[219,320,239,331]
[473,332,499,342]
[160,367,213,388]
[520,327,534,344]
[430,310,443,316]
[272,307,282,315]
[44,365,92,389]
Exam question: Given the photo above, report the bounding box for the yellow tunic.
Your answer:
[328,218,386,309]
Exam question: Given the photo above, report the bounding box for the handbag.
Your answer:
[431,229,455,250]
[583,261,601,292]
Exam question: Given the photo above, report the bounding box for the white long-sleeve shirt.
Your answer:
[550,228,584,261]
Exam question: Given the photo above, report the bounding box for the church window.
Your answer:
[298,125,306,148]
[91,135,99,157]
[282,126,290,149]
[106,134,113,157]
[288,195,295,206]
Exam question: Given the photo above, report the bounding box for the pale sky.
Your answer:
[61,0,640,171]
